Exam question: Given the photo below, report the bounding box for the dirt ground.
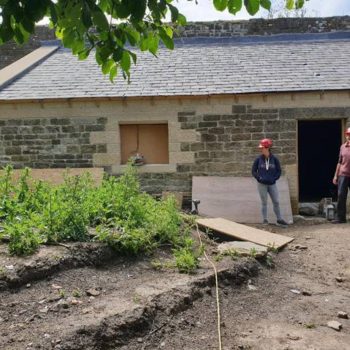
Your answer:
[0,220,349,350]
[130,221,350,350]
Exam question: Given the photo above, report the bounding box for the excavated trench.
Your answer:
[0,239,261,350]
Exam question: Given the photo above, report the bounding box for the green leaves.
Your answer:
[260,0,271,11]
[244,0,259,15]
[286,0,294,10]
[91,8,109,31]
[214,0,228,11]
[228,0,242,15]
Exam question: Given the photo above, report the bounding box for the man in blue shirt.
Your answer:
[252,138,288,227]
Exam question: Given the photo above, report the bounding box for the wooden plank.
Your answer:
[192,176,293,224]
[197,217,294,249]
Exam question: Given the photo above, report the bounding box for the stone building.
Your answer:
[0,17,350,212]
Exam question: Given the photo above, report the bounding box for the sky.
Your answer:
[174,0,350,21]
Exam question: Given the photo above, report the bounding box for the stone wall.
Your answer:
[0,117,107,169]
[0,27,55,70]
[178,16,350,37]
[1,92,350,212]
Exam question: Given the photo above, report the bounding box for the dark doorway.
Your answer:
[298,120,342,202]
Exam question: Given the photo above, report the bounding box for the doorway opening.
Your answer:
[298,120,342,202]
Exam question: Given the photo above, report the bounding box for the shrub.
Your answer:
[0,164,201,273]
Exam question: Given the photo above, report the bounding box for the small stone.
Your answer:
[290,289,301,295]
[5,265,14,270]
[55,299,69,309]
[327,320,342,331]
[27,343,33,347]
[71,299,82,305]
[51,284,63,290]
[137,338,143,343]
[43,333,51,339]
[337,311,348,319]
[336,277,344,283]
[305,236,311,240]
[160,342,166,347]
[287,334,302,341]
[248,284,258,291]
[86,289,100,297]
[39,307,49,314]
[82,307,93,314]
[0,317,4,323]
[302,291,312,296]
[38,299,46,304]
[295,245,308,250]
[26,283,31,288]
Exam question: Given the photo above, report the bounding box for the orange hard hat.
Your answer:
[259,138,273,149]
[345,127,350,136]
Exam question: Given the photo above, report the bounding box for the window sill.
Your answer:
[112,164,176,174]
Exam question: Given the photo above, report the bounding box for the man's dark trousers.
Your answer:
[337,176,350,222]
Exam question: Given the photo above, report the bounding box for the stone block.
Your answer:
[232,105,247,113]
[205,143,223,151]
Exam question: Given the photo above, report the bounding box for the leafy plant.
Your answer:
[5,215,43,256]
[0,164,200,272]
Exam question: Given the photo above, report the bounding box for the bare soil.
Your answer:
[133,221,350,350]
[0,220,349,350]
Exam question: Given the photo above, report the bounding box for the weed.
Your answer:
[304,323,316,329]
[59,289,66,298]
[132,293,142,304]
[265,254,275,268]
[215,248,240,262]
[72,289,81,298]
[249,247,258,258]
[267,243,278,253]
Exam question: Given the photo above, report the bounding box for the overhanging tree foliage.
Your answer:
[0,0,308,81]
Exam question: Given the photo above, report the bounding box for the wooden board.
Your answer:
[192,176,293,224]
[197,217,294,249]
[0,168,104,186]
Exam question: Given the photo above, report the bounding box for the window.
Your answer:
[120,124,169,165]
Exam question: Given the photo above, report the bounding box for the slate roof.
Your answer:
[0,31,350,100]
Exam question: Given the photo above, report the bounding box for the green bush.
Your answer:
[0,164,200,272]
[5,215,43,256]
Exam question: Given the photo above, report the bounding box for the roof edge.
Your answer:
[1,89,350,104]
[0,45,60,90]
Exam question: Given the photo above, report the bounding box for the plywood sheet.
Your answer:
[120,124,169,164]
[197,218,294,249]
[1,168,104,186]
[192,176,293,224]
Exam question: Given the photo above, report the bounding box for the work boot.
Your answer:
[262,219,269,225]
[276,219,288,227]
[331,219,346,224]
